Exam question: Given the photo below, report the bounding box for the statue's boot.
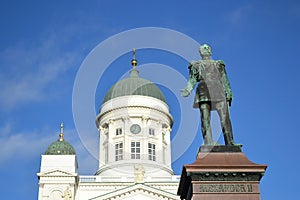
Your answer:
[224,131,235,146]
[204,139,215,145]
[203,131,214,145]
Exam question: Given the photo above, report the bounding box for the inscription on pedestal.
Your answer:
[177,151,267,200]
[193,181,260,195]
[198,183,253,193]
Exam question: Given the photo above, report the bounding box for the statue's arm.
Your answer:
[181,62,197,97]
[217,60,233,105]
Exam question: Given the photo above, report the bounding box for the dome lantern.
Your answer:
[102,49,166,104]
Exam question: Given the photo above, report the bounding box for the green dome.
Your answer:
[44,135,76,155]
[103,69,166,104]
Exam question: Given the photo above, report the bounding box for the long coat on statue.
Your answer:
[184,59,233,109]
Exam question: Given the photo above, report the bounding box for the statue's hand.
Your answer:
[181,89,190,97]
[226,97,232,106]
[227,99,232,106]
[226,92,233,106]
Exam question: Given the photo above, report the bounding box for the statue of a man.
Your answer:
[181,44,235,146]
[134,165,145,183]
[62,186,72,200]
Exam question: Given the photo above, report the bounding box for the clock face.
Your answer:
[130,124,141,134]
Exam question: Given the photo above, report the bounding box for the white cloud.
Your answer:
[0,122,99,175]
[0,122,12,137]
[0,36,79,110]
[0,12,118,112]
[0,128,56,164]
[0,14,113,173]
[0,124,98,174]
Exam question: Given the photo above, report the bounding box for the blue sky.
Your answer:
[0,0,300,199]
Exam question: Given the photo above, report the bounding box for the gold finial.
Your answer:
[131,48,137,68]
[59,123,64,141]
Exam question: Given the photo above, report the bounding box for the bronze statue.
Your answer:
[181,44,235,146]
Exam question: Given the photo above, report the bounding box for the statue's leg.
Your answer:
[199,103,213,145]
[215,101,235,145]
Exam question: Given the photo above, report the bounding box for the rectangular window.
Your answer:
[115,142,123,161]
[116,128,122,136]
[131,141,140,159]
[148,143,156,161]
[149,128,155,136]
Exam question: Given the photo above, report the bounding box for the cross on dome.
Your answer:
[131,48,138,68]
[59,122,64,141]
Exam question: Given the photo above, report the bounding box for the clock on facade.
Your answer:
[130,124,141,134]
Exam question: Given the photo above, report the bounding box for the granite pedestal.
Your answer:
[177,146,267,200]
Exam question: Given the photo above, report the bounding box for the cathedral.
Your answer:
[37,51,180,200]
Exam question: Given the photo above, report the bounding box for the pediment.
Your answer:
[90,183,179,200]
[37,169,77,177]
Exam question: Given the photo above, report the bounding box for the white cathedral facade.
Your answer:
[37,53,181,200]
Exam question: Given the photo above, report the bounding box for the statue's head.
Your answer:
[199,44,212,58]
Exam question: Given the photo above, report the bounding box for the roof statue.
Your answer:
[62,186,72,200]
[181,44,236,146]
[134,164,145,183]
